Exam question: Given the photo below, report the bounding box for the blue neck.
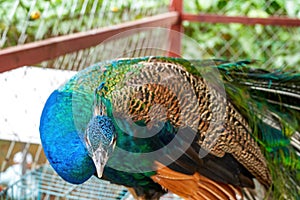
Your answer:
[40,90,95,184]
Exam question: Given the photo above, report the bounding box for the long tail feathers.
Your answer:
[214,60,300,199]
[189,59,300,199]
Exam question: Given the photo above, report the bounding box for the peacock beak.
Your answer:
[91,146,109,178]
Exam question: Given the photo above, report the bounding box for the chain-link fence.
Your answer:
[183,0,300,70]
[0,0,169,48]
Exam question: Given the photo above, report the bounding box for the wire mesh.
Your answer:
[0,165,183,200]
[39,26,172,70]
[183,22,300,69]
[184,0,300,17]
[0,165,128,200]
[0,0,169,48]
[182,0,300,70]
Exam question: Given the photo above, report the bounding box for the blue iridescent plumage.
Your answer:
[40,90,95,184]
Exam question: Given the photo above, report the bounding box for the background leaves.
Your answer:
[182,0,300,70]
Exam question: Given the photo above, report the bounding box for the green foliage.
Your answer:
[182,0,300,70]
[0,0,168,48]
[1,0,299,70]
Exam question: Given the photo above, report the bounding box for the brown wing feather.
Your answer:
[108,59,271,192]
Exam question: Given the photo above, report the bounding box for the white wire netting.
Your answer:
[183,0,300,70]
[182,23,300,69]
[0,0,169,48]
[0,165,182,199]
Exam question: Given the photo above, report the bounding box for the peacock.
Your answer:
[40,57,300,200]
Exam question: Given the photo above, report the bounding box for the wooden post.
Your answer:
[168,0,183,57]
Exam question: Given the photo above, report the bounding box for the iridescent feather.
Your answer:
[40,57,300,199]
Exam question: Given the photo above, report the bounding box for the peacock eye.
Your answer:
[87,146,93,157]
[84,133,93,156]
[84,133,90,145]
[110,135,117,146]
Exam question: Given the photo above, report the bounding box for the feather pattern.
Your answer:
[40,57,300,200]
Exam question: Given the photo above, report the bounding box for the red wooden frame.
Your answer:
[183,13,300,26]
[0,0,300,73]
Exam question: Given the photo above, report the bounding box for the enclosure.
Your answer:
[0,0,299,199]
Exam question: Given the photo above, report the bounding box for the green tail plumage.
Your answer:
[192,59,300,199]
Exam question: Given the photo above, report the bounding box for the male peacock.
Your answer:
[40,57,300,200]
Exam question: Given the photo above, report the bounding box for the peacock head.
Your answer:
[84,83,117,178]
[84,115,116,178]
